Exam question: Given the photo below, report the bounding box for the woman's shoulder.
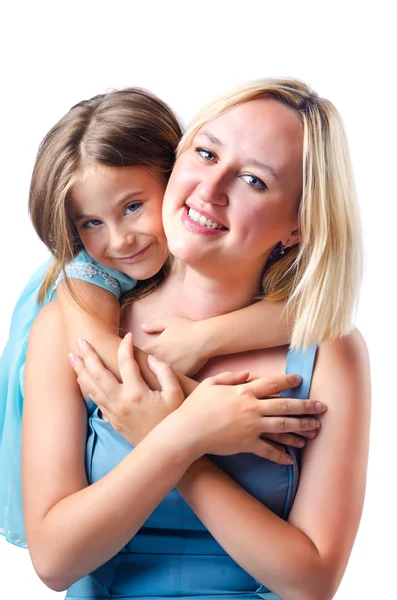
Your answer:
[311,328,370,407]
[317,328,368,368]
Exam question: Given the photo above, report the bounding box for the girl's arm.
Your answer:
[176,330,371,600]
[142,299,290,376]
[56,278,195,395]
[22,301,205,591]
[23,301,306,591]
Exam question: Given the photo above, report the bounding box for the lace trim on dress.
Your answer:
[64,262,120,290]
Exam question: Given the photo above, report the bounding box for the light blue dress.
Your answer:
[66,346,317,600]
[0,251,136,547]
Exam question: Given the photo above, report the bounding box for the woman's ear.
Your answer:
[281,227,301,249]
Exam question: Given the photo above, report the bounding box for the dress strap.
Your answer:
[280,345,317,399]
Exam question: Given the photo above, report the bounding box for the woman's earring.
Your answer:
[280,239,290,255]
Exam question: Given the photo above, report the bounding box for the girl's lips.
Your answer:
[181,206,228,236]
[115,243,152,263]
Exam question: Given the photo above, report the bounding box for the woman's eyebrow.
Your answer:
[198,131,223,146]
[246,158,278,179]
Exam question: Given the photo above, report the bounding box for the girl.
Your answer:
[0,87,321,548]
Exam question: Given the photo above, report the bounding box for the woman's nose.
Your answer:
[197,172,228,206]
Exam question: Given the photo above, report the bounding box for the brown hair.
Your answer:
[29,88,183,303]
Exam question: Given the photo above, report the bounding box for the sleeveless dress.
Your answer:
[66,346,317,600]
[0,251,136,547]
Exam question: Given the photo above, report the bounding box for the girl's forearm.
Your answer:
[177,458,331,600]
[31,414,196,592]
[134,346,198,396]
[201,299,291,359]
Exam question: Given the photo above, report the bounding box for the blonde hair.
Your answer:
[29,88,183,304]
[179,78,362,348]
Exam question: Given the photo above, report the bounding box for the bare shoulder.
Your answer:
[311,327,371,410]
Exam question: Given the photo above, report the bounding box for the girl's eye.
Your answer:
[240,174,267,190]
[195,147,216,162]
[82,219,102,229]
[125,202,142,215]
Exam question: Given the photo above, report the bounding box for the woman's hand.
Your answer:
[69,333,185,446]
[141,317,211,376]
[69,334,326,463]
[174,373,325,464]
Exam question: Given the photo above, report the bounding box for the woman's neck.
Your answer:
[156,263,261,321]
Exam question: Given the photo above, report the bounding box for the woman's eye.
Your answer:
[82,219,102,229]
[125,202,142,215]
[195,147,216,162]
[240,174,267,190]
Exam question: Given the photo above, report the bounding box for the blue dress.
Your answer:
[0,251,136,547]
[66,346,317,600]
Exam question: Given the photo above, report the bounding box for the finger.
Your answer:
[75,338,120,395]
[258,397,327,416]
[208,371,250,386]
[71,357,109,409]
[140,318,168,333]
[118,333,149,394]
[245,374,302,398]
[147,355,183,401]
[263,432,306,448]
[259,415,321,433]
[252,439,294,465]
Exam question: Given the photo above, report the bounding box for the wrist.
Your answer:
[197,319,220,360]
[152,409,203,466]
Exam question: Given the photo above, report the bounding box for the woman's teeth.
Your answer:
[187,208,225,230]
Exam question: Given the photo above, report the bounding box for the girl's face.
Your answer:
[69,166,168,280]
[162,98,303,283]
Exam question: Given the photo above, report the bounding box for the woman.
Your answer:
[22,78,370,600]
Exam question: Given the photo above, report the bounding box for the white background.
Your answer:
[0,1,396,598]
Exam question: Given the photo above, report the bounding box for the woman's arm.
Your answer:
[23,302,306,591]
[176,330,371,600]
[142,299,290,376]
[22,301,201,591]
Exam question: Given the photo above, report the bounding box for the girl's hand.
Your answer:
[173,373,326,465]
[69,333,184,446]
[141,317,210,376]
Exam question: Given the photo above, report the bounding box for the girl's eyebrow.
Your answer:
[72,190,144,221]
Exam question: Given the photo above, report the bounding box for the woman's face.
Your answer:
[162,98,303,281]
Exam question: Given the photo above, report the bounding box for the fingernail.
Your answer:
[286,457,294,465]
[311,419,320,428]
[68,352,77,366]
[293,375,302,384]
[77,338,86,350]
[148,354,159,362]
[297,438,305,447]
[315,402,325,412]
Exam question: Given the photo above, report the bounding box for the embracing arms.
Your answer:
[57,279,289,381]
[23,301,317,591]
[70,329,371,600]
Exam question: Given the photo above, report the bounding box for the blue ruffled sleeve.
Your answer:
[54,250,136,298]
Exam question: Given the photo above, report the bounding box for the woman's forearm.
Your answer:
[30,414,196,592]
[177,458,331,600]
